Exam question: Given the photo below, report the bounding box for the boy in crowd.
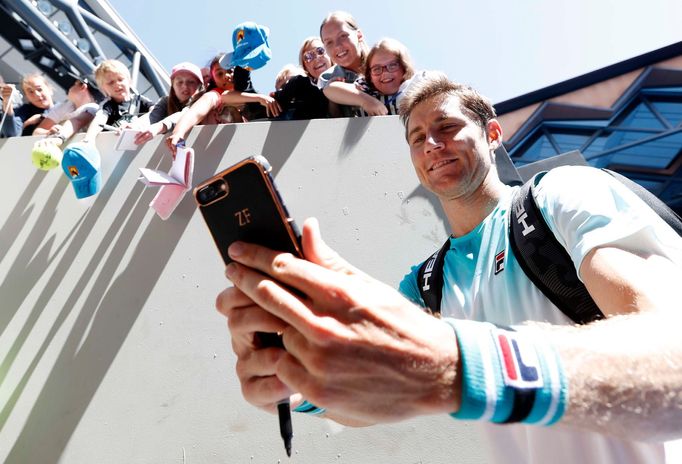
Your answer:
[82,59,153,144]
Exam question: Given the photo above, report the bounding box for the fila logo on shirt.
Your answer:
[494,250,505,275]
[494,329,544,389]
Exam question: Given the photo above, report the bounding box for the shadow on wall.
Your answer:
[340,117,372,158]
[0,126,245,463]
[261,118,311,177]
[0,170,61,343]
[405,184,449,249]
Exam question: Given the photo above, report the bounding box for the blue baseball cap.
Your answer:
[61,142,102,199]
[219,22,272,70]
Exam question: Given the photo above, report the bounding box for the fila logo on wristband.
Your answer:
[494,329,544,389]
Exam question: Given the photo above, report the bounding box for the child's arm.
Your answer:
[53,110,96,141]
[166,92,216,155]
[81,109,108,144]
[32,116,57,135]
[220,91,281,118]
[323,82,388,116]
[134,109,187,145]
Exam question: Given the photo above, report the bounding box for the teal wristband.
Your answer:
[293,400,326,416]
[443,318,567,426]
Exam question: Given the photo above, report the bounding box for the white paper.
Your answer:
[137,146,195,220]
[138,148,193,187]
[114,129,142,151]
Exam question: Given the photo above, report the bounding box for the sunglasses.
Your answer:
[370,61,402,76]
[303,47,326,63]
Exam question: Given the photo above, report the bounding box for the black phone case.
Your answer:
[194,156,302,265]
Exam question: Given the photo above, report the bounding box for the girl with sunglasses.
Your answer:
[270,37,335,120]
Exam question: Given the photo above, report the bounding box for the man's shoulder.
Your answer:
[534,165,607,192]
[532,166,627,212]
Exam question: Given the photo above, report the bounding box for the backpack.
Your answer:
[417,168,682,324]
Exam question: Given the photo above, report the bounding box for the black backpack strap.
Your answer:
[417,239,451,316]
[602,169,682,236]
[509,175,604,324]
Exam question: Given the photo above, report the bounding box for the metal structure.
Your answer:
[0,0,168,100]
[498,42,682,214]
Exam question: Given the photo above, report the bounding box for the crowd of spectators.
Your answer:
[0,11,416,155]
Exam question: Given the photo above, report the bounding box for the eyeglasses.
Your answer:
[370,61,402,76]
[303,47,326,63]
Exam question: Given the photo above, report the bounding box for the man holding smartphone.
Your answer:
[216,72,682,463]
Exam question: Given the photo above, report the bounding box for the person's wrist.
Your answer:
[442,318,568,425]
[417,319,461,416]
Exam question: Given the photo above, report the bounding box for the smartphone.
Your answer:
[195,155,298,454]
[194,155,302,266]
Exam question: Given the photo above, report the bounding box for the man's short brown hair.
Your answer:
[398,71,496,136]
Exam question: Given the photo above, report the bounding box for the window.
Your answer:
[513,134,556,163]
[552,131,592,153]
[608,131,682,170]
[651,100,682,127]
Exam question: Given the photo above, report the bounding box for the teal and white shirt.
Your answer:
[400,165,681,325]
[399,165,681,464]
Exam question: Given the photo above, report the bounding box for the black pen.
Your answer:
[256,332,293,456]
[278,399,293,457]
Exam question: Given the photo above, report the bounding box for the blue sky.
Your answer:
[108,0,682,103]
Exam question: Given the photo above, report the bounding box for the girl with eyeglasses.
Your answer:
[318,11,388,117]
[270,37,336,120]
[359,38,415,115]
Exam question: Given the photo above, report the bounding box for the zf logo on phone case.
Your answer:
[235,208,252,226]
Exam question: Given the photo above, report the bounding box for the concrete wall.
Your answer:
[0,117,486,464]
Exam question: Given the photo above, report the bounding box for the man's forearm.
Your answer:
[521,311,682,442]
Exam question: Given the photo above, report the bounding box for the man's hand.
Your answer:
[218,218,460,424]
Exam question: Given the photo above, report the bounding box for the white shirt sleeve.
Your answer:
[533,165,682,279]
[43,100,76,122]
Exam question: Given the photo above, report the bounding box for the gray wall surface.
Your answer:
[0,117,486,463]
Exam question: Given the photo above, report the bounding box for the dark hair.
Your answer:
[205,54,226,92]
[166,73,201,115]
[189,53,227,104]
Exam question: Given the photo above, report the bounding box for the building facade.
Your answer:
[497,41,682,214]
